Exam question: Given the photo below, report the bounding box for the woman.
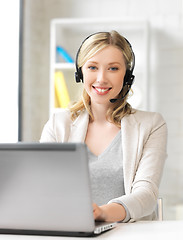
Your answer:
[40,31,167,222]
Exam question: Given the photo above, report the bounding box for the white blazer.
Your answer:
[40,109,167,222]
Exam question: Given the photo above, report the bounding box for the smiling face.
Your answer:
[82,46,126,106]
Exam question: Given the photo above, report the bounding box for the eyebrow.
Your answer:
[108,62,122,65]
[86,61,98,64]
[86,61,122,65]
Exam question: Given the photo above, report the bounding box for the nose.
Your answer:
[96,69,107,84]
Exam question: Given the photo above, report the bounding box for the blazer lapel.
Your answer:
[68,111,89,142]
[121,113,140,194]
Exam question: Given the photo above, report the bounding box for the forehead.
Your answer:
[86,46,125,64]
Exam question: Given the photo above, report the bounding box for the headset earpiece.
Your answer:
[123,69,135,86]
[119,69,135,99]
[75,67,83,83]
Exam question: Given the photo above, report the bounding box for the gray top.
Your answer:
[87,130,130,222]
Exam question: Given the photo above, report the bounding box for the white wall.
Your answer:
[23,0,183,219]
[0,0,19,142]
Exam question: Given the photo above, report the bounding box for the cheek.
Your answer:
[82,73,92,91]
[82,71,95,85]
[82,68,87,82]
[116,75,125,88]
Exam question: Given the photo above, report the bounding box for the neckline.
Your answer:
[87,130,121,158]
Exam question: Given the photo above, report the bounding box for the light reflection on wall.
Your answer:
[0,0,19,142]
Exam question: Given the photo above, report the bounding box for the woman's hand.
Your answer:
[93,203,106,221]
[92,202,126,222]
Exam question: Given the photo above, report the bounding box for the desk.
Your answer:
[0,221,182,240]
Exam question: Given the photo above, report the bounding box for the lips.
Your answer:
[92,86,112,95]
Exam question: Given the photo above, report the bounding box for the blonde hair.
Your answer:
[69,31,134,127]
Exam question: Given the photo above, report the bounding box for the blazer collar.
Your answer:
[68,110,89,142]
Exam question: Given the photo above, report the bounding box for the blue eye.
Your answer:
[110,67,118,71]
[88,66,97,70]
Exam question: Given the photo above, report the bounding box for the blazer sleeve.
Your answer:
[109,112,168,221]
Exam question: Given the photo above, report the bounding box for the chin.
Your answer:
[92,99,111,106]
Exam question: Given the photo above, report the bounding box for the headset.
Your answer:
[75,32,135,101]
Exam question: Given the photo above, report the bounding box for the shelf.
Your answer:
[54,63,75,70]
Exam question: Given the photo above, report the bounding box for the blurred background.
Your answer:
[0,0,183,220]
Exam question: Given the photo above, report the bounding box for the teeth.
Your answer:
[95,88,109,93]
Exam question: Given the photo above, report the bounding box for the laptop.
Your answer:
[0,142,117,237]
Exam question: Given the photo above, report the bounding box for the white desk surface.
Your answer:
[0,221,182,240]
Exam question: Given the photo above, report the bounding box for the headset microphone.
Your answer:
[109,70,135,103]
[110,98,119,103]
[109,88,131,103]
[109,87,132,103]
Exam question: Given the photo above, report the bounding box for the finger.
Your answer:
[92,203,97,209]
[92,203,99,219]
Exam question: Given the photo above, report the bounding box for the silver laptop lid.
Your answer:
[0,143,95,235]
